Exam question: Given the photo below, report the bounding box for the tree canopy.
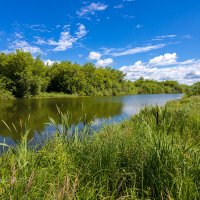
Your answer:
[0,50,189,98]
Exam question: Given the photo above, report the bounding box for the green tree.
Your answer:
[0,50,48,97]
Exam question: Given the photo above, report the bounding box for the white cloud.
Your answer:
[9,39,43,54]
[34,24,87,52]
[44,59,60,66]
[77,2,108,19]
[34,36,47,45]
[96,58,113,67]
[88,51,102,60]
[88,51,113,67]
[149,53,177,66]
[15,32,24,39]
[49,31,76,51]
[152,35,176,41]
[103,44,166,57]
[3,24,87,54]
[51,24,87,51]
[75,24,88,38]
[119,53,200,84]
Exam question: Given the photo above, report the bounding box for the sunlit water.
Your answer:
[0,94,183,146]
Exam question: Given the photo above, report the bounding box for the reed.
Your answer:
[0,96,199,199]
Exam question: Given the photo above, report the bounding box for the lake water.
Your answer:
[0,94,182,145]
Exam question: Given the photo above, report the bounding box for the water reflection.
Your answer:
[0,94,182,144]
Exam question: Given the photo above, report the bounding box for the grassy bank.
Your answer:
[33,92,82,99]
[0,96,200,199]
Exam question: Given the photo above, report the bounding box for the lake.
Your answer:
[0,94,183,145]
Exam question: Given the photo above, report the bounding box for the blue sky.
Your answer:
[0,0,200,84]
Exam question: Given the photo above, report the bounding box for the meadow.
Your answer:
[0,94,199,199]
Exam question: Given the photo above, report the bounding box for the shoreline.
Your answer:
[0,91,183,100]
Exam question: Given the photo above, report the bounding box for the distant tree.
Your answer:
[187,82,200,96]
[0,50,191,98]
[0,50,48,97]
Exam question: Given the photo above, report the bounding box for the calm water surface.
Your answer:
[0,94,182,145]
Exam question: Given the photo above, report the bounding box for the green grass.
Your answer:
[33,92,83,99]
[0,96,200,199]
[34,91,137,99]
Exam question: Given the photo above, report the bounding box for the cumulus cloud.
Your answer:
[149,53,177,66]
[51,24,87,51]
[88,52,102,60]
[76,24,88,38]
[119,53,200,84]
[34,24,87,52]
[77,2,108,19]
[2,23,87,54]
[96,58,113,67]
[88,51,113,67]
[48,31,76,51]
[34,36,47,45]
[44,59,60,66]
[9,39,43,54]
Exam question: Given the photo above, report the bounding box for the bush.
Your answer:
[187,82,200,96]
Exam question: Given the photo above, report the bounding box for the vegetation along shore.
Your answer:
[1,0,199,199]
[0,50,190,100]
[0,83,199,199]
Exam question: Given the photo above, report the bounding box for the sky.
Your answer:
[0,0,200,84]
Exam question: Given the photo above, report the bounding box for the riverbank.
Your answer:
[0,90,182,100]
[0,91,85,100]
[0,95,199,199]
[33,92,84,99]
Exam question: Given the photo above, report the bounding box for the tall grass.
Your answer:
[0,96,199,199]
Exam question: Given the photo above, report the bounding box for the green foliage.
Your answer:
[47,61,131,96]
[0,77,14,99]
[0,88,14,99]
[47,62,87,95]
[187,82,200,96]
[162,80,184,93]
[134,78,185,94]
[0,50,189,98]
[0,96,199,199]
[0,51,48,98]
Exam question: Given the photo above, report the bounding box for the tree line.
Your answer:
[0,50,193,99]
